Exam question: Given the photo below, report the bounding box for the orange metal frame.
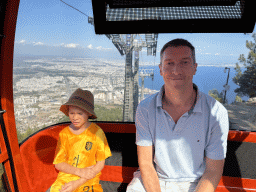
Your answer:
[0,0,30,191]
[0,0,256,191]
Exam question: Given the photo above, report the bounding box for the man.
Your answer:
[126,39,229,192]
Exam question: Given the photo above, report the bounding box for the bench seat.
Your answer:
[14,122,256,191]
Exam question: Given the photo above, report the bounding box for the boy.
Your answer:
[48,88,112,192]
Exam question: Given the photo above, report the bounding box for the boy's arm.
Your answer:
[77,160,105,180]
[60,160,106,192]
[57,160,105,192]
[59,178,88,192]
[55,162,81,176]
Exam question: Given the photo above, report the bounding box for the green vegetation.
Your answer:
[208,88,225,104]
[233,33,256,98]
[58,115,70,123]
[92,105,123,121]
[58,104,123,123]
[17,127,39,144]
[235,95,243,103]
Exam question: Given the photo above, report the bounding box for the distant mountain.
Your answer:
[14,43,124,60]
[196,54,239,67]
[14,42,241,67]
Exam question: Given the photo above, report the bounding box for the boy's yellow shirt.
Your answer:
[50,122,112,192]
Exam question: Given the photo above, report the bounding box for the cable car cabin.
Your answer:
[3,122,256,192]
[4,122,256,192]
[1,0,256,191]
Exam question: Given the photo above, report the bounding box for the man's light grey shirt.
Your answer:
[135,84,229,182]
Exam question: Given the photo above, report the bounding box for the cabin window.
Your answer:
[12,0,256,147]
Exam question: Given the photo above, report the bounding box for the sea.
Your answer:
[13,55,250,104]
[139,65,249,104]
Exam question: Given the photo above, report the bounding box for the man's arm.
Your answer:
[194,157,225,192]
[138,145,161,192]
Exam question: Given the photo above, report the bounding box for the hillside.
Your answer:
[224,102,256,131]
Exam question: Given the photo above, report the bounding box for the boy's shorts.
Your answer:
[126,171,198,192]
[46,184,102,192]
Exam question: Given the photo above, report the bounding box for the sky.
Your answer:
[14,0,256,67]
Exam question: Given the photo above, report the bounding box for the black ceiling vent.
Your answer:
[91,0,255,34]
[109,0,238,8]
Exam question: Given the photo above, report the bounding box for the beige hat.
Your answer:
[60,88,97,119]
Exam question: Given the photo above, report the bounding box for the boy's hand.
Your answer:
[78,165,97,180]
[59,181,78,192]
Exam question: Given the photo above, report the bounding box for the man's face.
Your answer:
[159,46,197,89]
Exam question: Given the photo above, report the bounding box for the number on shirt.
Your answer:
[72,155,79,167]
[83,185,94,192]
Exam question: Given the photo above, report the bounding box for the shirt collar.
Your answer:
[156,83,202,114]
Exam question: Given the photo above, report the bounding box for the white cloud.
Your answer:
[95,46,112,51]
[215,53,220,55]
[230,54,233,55]
[96,46,102,50]
[87,44,93,49]
[64,43,79,48]
[19,40,26,44]
[16,40,26,44]
[33,42,44,46]
[205,53,211,55]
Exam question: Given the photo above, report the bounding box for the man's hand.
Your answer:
[194,157,225,192]
[78,165,97,180]
[59,181,78,192]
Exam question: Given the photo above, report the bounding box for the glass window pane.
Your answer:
[13,0,256,147]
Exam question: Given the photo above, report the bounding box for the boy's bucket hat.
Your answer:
[60,88,97,119]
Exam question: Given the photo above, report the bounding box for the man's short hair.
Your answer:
[160,38,196,65]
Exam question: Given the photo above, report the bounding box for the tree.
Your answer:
[208,89,225,103]
[17,129,24,143]
[91,105,123,122]
[232,33,256,98]
[235,95,242,103]
[24,127,34,139]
